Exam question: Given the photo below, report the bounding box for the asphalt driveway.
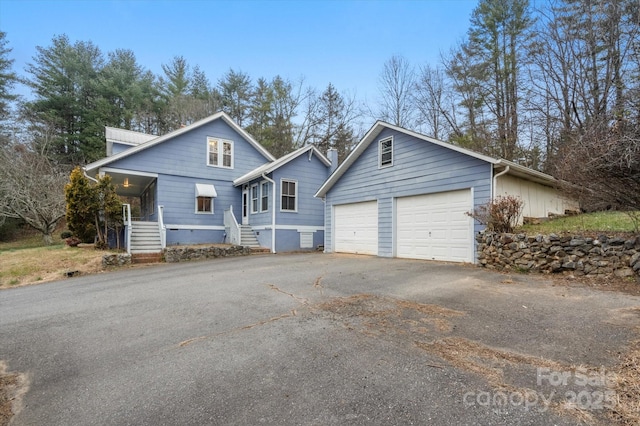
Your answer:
[1,253,639,425]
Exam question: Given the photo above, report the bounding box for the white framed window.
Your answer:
[260,181,269,212]
[207,137,233,168]
[195,183,217,214]
[280,179,297,212]
[379,136,393,168]
[250,183,259,214]
[196,197,213,213]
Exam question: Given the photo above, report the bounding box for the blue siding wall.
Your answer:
[112,142,133,156]
[107,120,270,180]
[104,119,272,245]
[272,152,326,227]
[325,128,492,257]
[244,150,328,251]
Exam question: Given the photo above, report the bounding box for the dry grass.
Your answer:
[608,341,640,425]
[0,362,27,426]
[0,244,108,288]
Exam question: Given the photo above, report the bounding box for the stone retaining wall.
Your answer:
[102,253,132,267]
[163,245,252,263]
[476,232,640,278]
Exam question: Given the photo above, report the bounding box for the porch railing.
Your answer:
[158,205,166,249]
[224,205,241,245]
[123,203,132,254]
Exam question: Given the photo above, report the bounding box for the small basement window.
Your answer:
[379,136,393,168]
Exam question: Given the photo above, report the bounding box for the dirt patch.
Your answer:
[0,362,27,426]
[552,275,640,297]
[608,341,640,425]
[316,294,464,338]
[315,293,640,425]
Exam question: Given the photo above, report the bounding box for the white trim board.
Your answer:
[165,224,225,231]
[251,225,324,232]
[100,167,158,178]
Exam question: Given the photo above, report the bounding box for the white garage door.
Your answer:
[396,189,472,262]
[334,201,378,255]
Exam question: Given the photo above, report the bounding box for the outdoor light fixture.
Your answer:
[123,177,129,188]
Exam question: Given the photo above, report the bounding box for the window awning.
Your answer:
[195,183,217,197]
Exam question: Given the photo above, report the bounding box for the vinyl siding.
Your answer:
[105,119,270,180]
[244,150,328,251]
[103,119,270,238]
[272,151,327,227]
[325,128,492,257]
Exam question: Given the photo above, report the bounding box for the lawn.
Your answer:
[517,211,639,235]
[0,227,112,288]
[0,244,108,288]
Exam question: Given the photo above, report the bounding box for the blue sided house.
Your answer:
[84,112,332,255]
[315,121,576,264]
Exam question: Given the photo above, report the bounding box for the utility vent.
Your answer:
[300,232,314,249]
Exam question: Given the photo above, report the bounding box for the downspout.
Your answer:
[262,173,276,254]
[82,167,99,183]
[492,165,510,199]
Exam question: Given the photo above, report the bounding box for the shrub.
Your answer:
[60,230,73,239]
[467,195,525,233]
[64,236,82,247]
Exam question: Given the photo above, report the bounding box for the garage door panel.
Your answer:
[334,202,378,255]
[396,190,472,263]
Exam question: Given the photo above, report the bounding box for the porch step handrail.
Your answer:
[158,205,166,249]
[123,203,132,254]
[224,205,241,245]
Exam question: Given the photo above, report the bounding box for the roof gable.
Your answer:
[315,121,556,197]
[233,144,330,186]
[86,112,275,172]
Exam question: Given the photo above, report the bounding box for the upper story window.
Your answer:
[379,136,393,168]
[281,179,297,212]
[207,137,233,168]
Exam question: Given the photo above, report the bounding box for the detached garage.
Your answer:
[316,121,575,263]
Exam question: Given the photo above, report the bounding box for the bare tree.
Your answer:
[376,55,416,127]
[0,144,68,244]
[414,64,457,139]
[299,83,360,162]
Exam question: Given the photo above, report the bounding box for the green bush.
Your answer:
[60,230,73,239]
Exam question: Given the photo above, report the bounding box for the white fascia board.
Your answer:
[315,121,502,198]
[234,145,330,187]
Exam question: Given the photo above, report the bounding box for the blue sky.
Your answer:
[1,0,478,104]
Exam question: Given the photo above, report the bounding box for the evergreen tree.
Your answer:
[0,31,18,122]
[218,69,253,126]
[25,35,105,164]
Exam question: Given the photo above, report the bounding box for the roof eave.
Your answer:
[234,145,330,187]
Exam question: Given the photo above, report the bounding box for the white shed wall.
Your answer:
[495,174,577,220]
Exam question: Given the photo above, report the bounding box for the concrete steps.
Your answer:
[239,225,262,248]
[130,221,162,254]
